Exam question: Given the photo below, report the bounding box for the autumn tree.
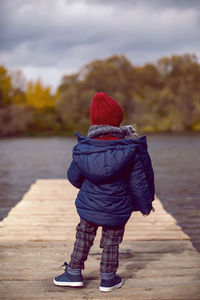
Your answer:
[25,79,54,109]
[0,65,13,108]
[1,53,200,137]
[157,54,200,131]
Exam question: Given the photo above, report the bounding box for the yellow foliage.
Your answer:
[25,80,54,109]
[0,65,13,106]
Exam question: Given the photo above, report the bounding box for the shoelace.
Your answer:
[59,261,68,270]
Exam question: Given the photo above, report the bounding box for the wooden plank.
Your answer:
[0,179,199,300]
[0,179,190,241]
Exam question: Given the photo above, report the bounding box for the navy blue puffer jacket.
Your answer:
[67,132,155,226]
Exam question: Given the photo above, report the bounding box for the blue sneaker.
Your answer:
[53,262,83,287]
[99,275,123,292]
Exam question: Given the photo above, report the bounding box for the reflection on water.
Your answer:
[0,134,200,251]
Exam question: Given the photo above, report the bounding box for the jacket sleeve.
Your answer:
[67,160,84,189]
[128,150,154,215]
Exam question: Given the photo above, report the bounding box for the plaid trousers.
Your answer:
[69,218,125,273]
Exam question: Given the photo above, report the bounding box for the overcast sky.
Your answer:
[0,0,200,91]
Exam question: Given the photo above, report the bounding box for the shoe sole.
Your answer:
[53,279,83,287]
[99,279,123,292]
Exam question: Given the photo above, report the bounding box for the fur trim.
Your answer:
[87,125,139,139]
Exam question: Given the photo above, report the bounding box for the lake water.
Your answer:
[0,134,200,252]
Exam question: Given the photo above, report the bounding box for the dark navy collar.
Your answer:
[75,131,147,149]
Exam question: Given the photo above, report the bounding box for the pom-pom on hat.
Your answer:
[90,92,124,126]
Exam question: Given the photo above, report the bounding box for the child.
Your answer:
[53,92,155,292]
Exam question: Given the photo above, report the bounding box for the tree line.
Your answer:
[0,53,200,137]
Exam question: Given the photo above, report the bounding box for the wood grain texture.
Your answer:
[0,179,199,300]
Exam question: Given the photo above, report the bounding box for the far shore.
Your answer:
[1,130,200,140]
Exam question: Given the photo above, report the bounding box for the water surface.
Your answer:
[0,134,200,251]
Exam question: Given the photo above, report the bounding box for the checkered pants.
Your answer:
[69,218,125,273]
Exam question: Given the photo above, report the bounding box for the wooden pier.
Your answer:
[0,179,200,299]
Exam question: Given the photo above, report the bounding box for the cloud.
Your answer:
[85,0,200,10]
[0,0,199,90]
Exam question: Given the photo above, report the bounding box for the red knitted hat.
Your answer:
[90,92,124,126]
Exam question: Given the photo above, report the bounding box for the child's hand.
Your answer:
[142,206,155,216]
